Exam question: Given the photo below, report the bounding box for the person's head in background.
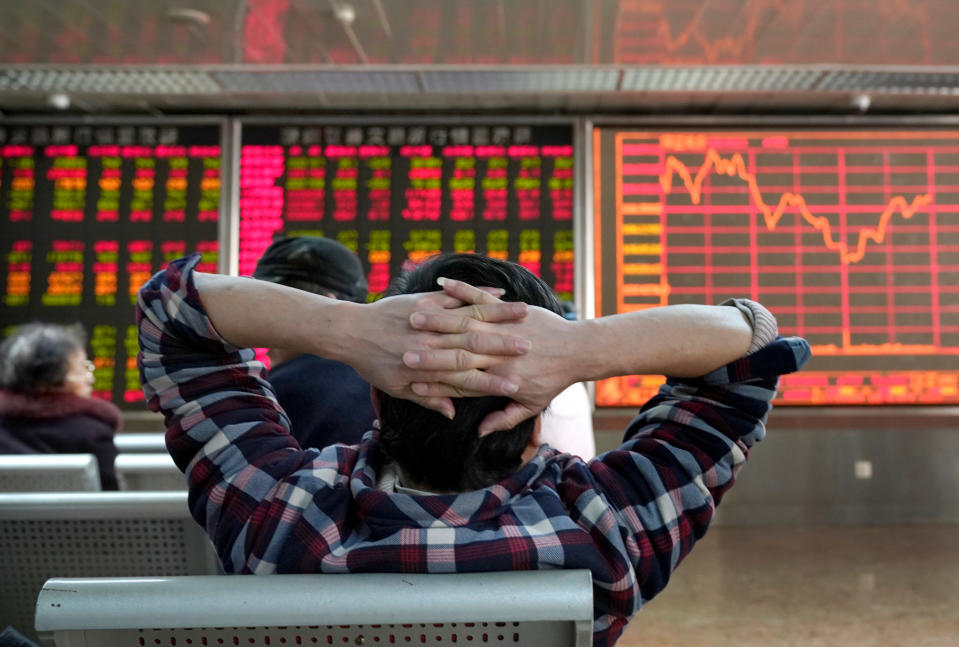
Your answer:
[376,253,564,493]
[253,235,368,366]
[0,323,94,398]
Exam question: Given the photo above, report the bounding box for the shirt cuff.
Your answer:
[718,298,779,354]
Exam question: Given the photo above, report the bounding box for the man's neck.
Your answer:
[392,443,544,496]
[395,466,457,495]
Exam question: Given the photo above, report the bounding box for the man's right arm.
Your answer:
[405,289,810,633]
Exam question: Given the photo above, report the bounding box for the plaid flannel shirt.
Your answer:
[138,255,811,647]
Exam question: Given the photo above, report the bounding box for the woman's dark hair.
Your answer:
[379,254,563,492]
[0,323,86,394]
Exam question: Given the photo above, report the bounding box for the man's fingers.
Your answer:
[404,350,521,393]
[461,301,527,323]
[415,292,465,310]
[438,277,505,306]
[409,311,471,334]
[405,348,479,372]
[410,381,469,398]
[409,369,519,398]
[478,402,539,436]
[454,369,519,395]
[410,302,527,332]
[405,345,527,371]
[406,394,456,420]
[428,331,530,356]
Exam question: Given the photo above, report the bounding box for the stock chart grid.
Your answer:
[593,128,959,406]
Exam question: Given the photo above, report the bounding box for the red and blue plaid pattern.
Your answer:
[138,255,810,646]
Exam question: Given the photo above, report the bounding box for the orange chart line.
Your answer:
[660,149,932,265]
[617,0,934,65]
[651,0,792,63]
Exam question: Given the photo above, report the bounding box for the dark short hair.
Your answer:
[378,254,562,492]
[0,323,86,394]
[253,236,368,303]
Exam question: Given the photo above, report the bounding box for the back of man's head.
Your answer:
[379,254,563,492]
[253,236,368,303]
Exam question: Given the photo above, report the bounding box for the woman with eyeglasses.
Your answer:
[0,323,120,490]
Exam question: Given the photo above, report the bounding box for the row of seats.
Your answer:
[1,490,593,646]
[0,433,173,492]
[0,452,183,492]
[113,432,167,454]
[0,491,217,642]
[2,442,188,640]
[36,571,593,646]
[2,436,592,645]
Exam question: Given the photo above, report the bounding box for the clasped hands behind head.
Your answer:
[380,275,575,437]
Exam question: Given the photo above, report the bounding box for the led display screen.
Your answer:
[593,127,959,405]
[0,122,222,407]
[239,123,575,304]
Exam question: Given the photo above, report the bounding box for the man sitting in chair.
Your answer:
[138,253,809,647]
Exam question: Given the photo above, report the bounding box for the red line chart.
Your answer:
[660,150,933,266]
[593,129,959,406]
[605,0,945,65]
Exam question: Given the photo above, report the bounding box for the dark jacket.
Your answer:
[0,389,121,490]
[267,353,376,450]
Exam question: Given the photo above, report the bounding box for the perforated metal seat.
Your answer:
[0,491,220,642]
[0,454,101,492]
[115,452,185,490]
[35,571,594,646]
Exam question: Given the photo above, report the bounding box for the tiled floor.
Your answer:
[617,526,959,647]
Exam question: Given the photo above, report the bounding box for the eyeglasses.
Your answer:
[64,359,96,386]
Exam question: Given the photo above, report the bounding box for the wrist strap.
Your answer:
[719,298,778,354]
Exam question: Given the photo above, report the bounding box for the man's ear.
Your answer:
[531,414,544,447]
[370,386,383,417]
[520,415,545,465]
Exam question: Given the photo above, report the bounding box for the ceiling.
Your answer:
[1,0,958,113]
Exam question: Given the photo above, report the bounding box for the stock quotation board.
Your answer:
[0,123,222,408]
[238,123,575,303]
[593,128,959,406]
